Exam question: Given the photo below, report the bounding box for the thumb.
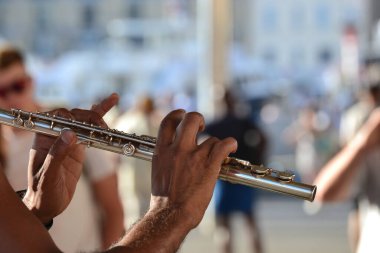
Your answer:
[43,130,78,180]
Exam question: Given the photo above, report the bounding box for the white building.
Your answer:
[234,0,366,69]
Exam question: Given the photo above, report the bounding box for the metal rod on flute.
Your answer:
[0,108,317,201]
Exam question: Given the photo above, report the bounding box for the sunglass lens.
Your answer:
[0,89,7,98]
[11,81,26,94]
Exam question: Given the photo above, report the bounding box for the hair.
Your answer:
[137,96,155,114]
[0,45,24,71]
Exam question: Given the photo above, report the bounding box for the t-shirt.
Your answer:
[114,110,159,216]
[205,114,267,215]
[340,102,380,253]
[3,128,116,253]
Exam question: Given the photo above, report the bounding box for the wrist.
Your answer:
[22,190,53,225]
[147,202,194,233]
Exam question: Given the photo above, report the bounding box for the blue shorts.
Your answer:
[214,180,257,216]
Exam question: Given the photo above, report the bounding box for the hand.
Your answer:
[354,108,380,151]
[150,110,237,229]
[23,93,119,224]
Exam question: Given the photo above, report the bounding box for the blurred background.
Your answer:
[1,0,379,252]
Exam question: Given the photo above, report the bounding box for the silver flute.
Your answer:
[0,108,316,201]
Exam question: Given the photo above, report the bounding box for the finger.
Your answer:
[156,109,185,149]
[209,137,238,165]
[70,109,108,128]
[42,130,79,180]
[174,112,205,149]
[30,135,56,175]
[198,136,219,155]
[52,108,74,120]
[91,93,119,117]
[30,108,75,173]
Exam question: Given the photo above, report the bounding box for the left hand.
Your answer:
[150,110,237,229]
[23,94,119,224]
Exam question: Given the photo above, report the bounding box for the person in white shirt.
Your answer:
[0,45,124,252]
[114,96,162,217]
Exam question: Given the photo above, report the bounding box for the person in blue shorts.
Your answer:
[206,90,267,253]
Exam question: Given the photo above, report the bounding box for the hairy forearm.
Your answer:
[105,207,192,253]
[0,172,61,253]
[314,137,366,202]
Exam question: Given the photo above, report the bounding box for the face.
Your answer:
[0,63,35,110]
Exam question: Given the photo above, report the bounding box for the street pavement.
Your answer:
[180,198,351,253]
[119,167,351,253]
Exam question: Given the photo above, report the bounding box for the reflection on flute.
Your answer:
[0,108,316,201]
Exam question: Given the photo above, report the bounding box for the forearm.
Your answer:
[101,212,125,249]
[105,207,192,253]
[0,172,61,253]
[91,174,125,249]
[314,136,366,202]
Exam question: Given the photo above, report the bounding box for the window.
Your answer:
[315,3,330,31]
[290,3,305,32]
[260,2,278,33]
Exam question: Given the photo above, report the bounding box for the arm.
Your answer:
[2,106,236,253]
[91,173,125,249]
[0,151,61,253]
[314,109,380,202]
[313,136,366,201]
[107,207,192,253]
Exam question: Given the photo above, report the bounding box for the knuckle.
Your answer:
[160,110,183,127]
[213,141,226,153]
[54,108,69,114]
[186,112,204,122]
[70,108,81,113]
[54,108,71,118]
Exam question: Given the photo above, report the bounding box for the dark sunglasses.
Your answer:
[0,76,30,99]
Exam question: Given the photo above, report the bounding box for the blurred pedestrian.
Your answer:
[284,105,338,184]
[205,90,266,253]
[314,58,380,253]
[0,45,124,252]
[114,96,162,217]
[338,58,380,253]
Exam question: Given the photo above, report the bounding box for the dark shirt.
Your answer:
[206,114,267,215]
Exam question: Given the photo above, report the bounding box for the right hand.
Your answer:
[150,110,237,229]
[23,94,119,224]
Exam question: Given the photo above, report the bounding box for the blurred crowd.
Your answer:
[3,41,380,253]
[2,1,380,253]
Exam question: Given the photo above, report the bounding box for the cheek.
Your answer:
[0,100,10,109]
[8,89,34,106]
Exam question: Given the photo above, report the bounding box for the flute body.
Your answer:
[0,108,316,201]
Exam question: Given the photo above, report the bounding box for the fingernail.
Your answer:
[61,130,76,145]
